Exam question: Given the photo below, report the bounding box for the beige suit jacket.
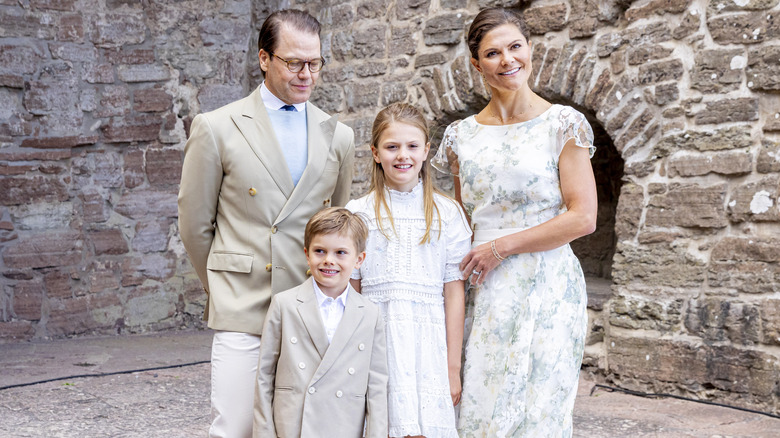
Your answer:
[178,87,355,334]
[253,280,388,438]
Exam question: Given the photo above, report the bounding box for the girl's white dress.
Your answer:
[432,104,595,437]
[346,182,472,438]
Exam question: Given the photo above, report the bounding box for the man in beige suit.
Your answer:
[177,9,355,438]
[254,208,388,438]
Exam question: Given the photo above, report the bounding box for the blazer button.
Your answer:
[348,368,355,375]
[248,187,257,196]
[308,387,316,394]
[271,226,278,234]
[323,198,330,205]
[358,343,365,351]
[290,337,297,344]
[298,362,306,369]
[265,263,272,272]
[336,390,343,398]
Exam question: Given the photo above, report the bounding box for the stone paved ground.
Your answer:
[0,330,777,437]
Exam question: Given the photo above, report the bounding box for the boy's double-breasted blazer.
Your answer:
[253,280,388,438]
[178,87,355,335]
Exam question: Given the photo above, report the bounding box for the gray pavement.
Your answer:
[1,330,777,437]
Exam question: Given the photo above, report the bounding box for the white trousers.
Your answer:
[209,331,262,438]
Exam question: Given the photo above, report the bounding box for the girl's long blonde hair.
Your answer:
[369,103,444,244]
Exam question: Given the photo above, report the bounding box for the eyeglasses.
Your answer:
[270,53,325,73]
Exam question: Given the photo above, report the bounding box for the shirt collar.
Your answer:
[312,277,349,307]
[260,82,306,112]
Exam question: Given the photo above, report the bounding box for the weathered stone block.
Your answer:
[146,148,181,186]
[673,8,701,39]
[612,242,707,287]
[414,52,446,68]
[3,231,83,269]
[708,260,780,294]
[638,59,683,84]
[310,83,343,114]
[24,64,79,115]
[91,13,146,48]
[101,115,162,143]
[609,292,684,331]
[87,261,121,293]
[354,61,388,77]
[381,82,407,105]
[20,135,98,149]
[727,176,780,222]
[569,0,600,38]
[686,298,760,345]
[524,3,568,34]
[712,236,780,263]
[645,183,728,228]
[345,80,380,110]
[9,202,73,231]
[708,0,779,13]
[708,12,779,45]
[0,321,35,342]
[690,48,745,93]
[95,85,130,118]
[756,139,780,173]
[761,299,780,346]
[116,64,170,83]
[12,280,43,321]
[615,183,644,242]
[133,88,172,112]
[605,96,642,133]
[746,45,780,90]
[614,109,655,154]
[104,48,155,65]
[44,270,73,299]
[584,69,612,110]
[537,47,562,92]
[0,175,69,206]
[80,187,109,223]
[395,0,431,20]
[389,25,416,56]
[89,228,129,255]
[197,84,244,113]
[132,219,170,253]
[58,14,84,42]
[654,126,753,157]
[121,253,176,285]
[83,63,115,84]
[49,42,98,63]
[666,150,752,177]
[30,0,77,11]
[625,0,691,21]
[654,82,678,105]
[124,285,177,327]
[607,335,778,397]
[114,190,178,220]
[627,44,674,66]
[0,7,56,39]
[423,14,465,46]
[47,296,91,336]
[198,16,252,50]
[694,98,759,124]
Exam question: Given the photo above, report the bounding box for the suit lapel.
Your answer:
[230,88,295,197]
[311,286,365,383]
[275,102,337,224]
[296,281,329,359]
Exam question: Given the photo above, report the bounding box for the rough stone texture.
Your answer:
[2,0,780,415]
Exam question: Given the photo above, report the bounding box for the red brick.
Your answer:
[146,148,181,186]
[114,189,177,219]
[104,48,155,65]
[30,0,77,11]
[21,135,98,149]
[44,270,73,299]
[57,14,84,42]
[47,296,91,336]
[102,115,162,143]
[80,187,109,223]
[123,148,145,188]
[0,149,71,161]
[0,321,35,342]
[133,88,172,112]
[3,231,83,269]
[0,175,69,206]
[88,228,129,255]
[13,281,43,321]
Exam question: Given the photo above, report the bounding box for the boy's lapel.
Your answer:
[310,286,365,382]
[296,281,329,359]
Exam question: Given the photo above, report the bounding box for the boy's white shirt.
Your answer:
[311,278,348,344]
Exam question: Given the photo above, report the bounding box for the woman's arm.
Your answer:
[460,138,597,284]
[443,279,465,405]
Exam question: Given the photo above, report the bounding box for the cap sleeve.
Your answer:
[442,199,472,283]
[432,120,461,176]
[556,107,595,159]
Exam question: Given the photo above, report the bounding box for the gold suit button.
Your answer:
[271,226,278,234]
[248,187,257,196]
[265,263,272,272]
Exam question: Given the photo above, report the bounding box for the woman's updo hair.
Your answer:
[467,7,530,60]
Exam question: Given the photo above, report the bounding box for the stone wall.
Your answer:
[1,0,779,414]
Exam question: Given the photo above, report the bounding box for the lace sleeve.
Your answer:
[556,107,595,159]
[432,120,461,176]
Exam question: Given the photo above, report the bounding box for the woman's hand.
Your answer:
[460,240,503,286]
[448,367,462,406]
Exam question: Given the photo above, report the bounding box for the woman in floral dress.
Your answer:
[432,8,597,437]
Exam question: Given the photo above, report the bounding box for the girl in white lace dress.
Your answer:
[346,103,472,438]
[432,8,598,438]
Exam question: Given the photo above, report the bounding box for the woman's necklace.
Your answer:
[489,101,534,125]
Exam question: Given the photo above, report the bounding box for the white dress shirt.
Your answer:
[312,278,348,344]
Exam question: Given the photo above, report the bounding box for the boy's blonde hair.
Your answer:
[370,102,444,244]
[304,207,368,253]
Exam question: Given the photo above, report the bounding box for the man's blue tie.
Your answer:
[280,105,296,111]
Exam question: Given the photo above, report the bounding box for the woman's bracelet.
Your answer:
[491,239,505,262]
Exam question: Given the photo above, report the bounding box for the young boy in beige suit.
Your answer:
[253,208,388,438]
